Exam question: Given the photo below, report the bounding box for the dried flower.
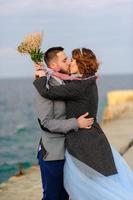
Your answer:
[17,32,44,62]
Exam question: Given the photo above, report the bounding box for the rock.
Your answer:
[107,90,133,106]
[103,90,133,121]
[0,166,42,200]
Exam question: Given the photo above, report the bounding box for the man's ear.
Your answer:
[50,62,57,70]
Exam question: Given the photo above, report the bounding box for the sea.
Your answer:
[0,74,133,183]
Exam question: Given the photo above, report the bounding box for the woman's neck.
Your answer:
[71,73,83,78]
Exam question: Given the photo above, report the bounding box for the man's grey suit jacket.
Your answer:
[34,77,78,161]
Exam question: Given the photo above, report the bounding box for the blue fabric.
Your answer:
[38,150,69,200]
[64,147,133,200]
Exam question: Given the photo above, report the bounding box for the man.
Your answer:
[33,47,94,200]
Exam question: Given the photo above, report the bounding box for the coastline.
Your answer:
[0,90,133,200]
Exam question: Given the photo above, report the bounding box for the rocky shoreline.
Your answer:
[0,90,133,200]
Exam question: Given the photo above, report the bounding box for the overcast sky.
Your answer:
[0,0,133,78]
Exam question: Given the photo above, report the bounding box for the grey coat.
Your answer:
[34,77,79,161]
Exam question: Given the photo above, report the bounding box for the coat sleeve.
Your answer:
[33,76,80,100]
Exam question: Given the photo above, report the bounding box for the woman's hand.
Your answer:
[34,62,47,79]
[35,70,47,78]
[34,62,44,71]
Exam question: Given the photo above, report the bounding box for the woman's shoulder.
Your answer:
[83,75,97,81]
[80,75,97,86]
[70,75,96,83]
[64,75,97,90]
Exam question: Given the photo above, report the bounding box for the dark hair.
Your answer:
[44,47,64,65]
[72,48,99,77]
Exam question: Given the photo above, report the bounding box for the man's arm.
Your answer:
[35,90,79,134]
[35,91,93,134]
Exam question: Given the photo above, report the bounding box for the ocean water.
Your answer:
[0,75,133,183]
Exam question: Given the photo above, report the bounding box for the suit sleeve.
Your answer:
[35,90,79,134]
[33,76,80,100]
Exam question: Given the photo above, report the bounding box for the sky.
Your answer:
[0,0,133,78]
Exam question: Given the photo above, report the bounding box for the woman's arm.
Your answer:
[33,76,80,100]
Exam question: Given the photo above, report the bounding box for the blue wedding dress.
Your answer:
[64,147,133,200]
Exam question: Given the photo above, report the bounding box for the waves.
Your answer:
[16,125,28,134]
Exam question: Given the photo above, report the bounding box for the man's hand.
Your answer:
[77,112,94,129]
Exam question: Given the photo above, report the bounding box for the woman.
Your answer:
[34,48,133,199]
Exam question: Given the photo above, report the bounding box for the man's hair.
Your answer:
[44,47,64,66]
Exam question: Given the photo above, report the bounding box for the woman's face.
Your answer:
[69,58,79,74]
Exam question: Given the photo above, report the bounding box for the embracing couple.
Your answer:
[33,47,133,200]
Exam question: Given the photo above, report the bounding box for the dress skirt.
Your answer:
[64,147,133,200]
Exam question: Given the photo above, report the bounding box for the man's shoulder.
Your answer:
[49,76,61,86]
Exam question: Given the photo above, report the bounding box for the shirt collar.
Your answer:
[52,76,64,84]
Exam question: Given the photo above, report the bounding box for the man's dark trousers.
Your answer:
[38,150,69,200]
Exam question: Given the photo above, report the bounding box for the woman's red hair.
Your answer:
[72,48,99,77]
